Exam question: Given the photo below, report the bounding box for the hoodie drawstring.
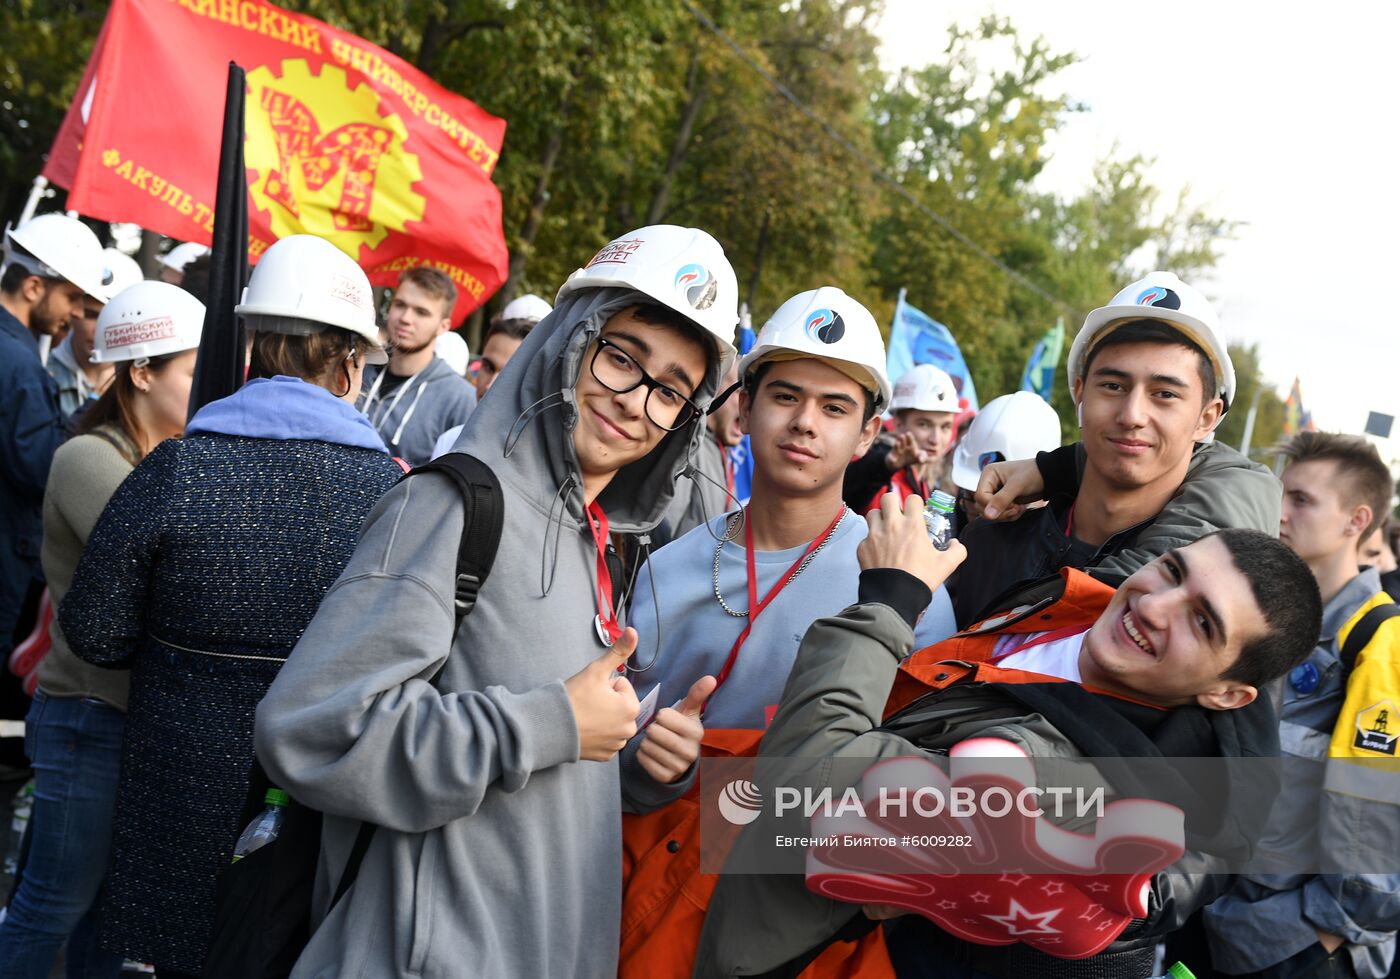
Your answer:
[390,381,431,448]
[503,390,568,460]
[540,473,578,598]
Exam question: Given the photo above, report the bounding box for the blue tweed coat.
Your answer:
[60,431,401,973]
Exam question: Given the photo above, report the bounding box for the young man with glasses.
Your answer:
[255,226,738,979]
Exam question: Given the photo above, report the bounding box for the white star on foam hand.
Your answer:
[998,872,1030,886]
[969,891,991,904]
[984,899,1063,936]
[1041,881,1065,896]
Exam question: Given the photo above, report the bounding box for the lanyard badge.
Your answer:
[585,502,622,649]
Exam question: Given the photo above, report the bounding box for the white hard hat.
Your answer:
[235,235,387,365]
[738,287,892,411]
[3,213,107,300]
[98,248,144,302]
[435,331,470,376]
[500,293,552,323]
[161,241,209,273]
[889,363,958,414]
[556,225,738,374]
[91,281,205,364]
[1068,271,1235,412]
[951,391,1062,491]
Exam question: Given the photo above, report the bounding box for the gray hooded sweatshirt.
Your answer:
[255,287,721,979]
[358,355,477,467]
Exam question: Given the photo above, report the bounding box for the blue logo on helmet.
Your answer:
[1135,286,1181,310]
[675,264,717,310]
[804,308,845,344]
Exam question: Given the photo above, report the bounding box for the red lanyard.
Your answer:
[585,502,622,648]
[989,625,1089,663]
[711,507,846,695]
[719,435,735,497]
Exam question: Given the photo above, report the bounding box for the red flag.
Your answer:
[44,0,507,321]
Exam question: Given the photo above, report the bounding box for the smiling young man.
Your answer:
[358,266,477,465]
[843,362,961,514]
[1204,432,1400,979]
[695,502,1322,979]
[612,289,957,977]
[254,226,737,979]
[949,271,1281,628]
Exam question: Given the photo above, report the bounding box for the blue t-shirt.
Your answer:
[627,510,957,729]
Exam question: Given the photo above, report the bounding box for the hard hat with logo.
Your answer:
[951,390,1062,491]
[889,363,958,414]
[435,331,470,376]
[98,248,144,302]
[1067,271,1235,412]
[161,241,210,273]
[235,235,387,364]
[738,287,892,411]
[555,225,738,373]
[91,281,205,364]
[2,213,107,300]
[500,293,552,324]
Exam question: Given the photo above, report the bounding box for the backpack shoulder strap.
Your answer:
[1340,601,1400,673]
[328,452,504,911]
[402,451,505,629]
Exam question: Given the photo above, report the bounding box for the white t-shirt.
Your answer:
[989,630,1086,682]
[431,423,466,460]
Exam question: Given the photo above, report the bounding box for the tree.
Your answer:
[1215,342,1285,458]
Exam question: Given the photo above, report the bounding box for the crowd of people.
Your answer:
[0,213,1395,979]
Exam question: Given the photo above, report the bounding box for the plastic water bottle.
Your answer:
[5,780,34,875]
[1150,964,1196,979]
[232,788,289,862]
[923,491,956,550]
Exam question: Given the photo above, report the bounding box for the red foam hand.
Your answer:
[804,738,1184,960]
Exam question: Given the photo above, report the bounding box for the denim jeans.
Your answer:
[0,690,125,979]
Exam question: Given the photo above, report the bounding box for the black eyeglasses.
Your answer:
[590,337,701,432]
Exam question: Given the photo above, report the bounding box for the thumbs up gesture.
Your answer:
[566,628,642,762]
[637,674,716,784]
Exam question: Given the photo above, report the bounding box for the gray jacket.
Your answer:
[952,440,1282,626]
[695,578,1273,977]
[358,355,477,467]
[255,288,722,979]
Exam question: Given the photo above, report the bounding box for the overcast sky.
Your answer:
[877,1,1399,461]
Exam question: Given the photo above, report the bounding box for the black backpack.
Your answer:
[202,453,504,979]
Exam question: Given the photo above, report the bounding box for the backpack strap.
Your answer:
[405,452,505,630]
[327,451,504,911]
[1340,602,1400,673]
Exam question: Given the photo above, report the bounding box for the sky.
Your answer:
[876,1,1400,462]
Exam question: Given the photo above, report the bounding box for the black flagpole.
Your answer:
[188,60,249,419]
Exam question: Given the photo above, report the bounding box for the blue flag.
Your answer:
[729,304,757,502]
[886,292,979,411]
[1020,317,1065,403]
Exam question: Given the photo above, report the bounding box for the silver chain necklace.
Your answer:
[712,507,848,617]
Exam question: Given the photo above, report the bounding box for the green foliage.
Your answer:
[1216,342,1285,458]
[4,0,1243,390]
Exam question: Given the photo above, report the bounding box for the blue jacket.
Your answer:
[0,305,64,649]
[59,376,401,973]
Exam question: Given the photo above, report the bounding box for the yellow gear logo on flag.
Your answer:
[245,61,426,255]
